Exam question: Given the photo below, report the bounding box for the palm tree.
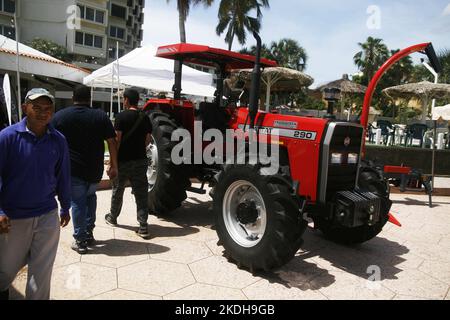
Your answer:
[436,49,450,84]
[216,0,270,51]
[353,37,389,85]
[167,0,214,43]
[270,38,308,71]
[383,49,414,86]
[412,49,450,83]
[239,43,274,60]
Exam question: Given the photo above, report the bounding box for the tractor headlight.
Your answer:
[331,153,343,164]
[348,153,359,164]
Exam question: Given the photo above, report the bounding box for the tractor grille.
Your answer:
[319,123,364,203]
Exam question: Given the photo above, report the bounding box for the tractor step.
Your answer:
[187,184,207,195]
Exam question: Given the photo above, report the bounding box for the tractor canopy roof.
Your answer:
[156,43,278,71]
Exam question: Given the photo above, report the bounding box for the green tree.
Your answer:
[412,49,450,84]
[167,0,214,43]
[411,49,450,106]
[270,38,308,71]
[383,49,414,86]
[239,43,274,60]
[28,38,72,62]
[375,50,415,114]
[439,49,450,84]
[240,38,308,71]
[353,37,389,85]
[295,89,326,110]
[216,0,269,51]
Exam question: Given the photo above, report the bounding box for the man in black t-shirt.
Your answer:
[105,88,152,238]
[52,86,118,254]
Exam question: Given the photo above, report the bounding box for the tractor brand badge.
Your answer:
[237,124,317,141]
[274,120,298,129]
[344,136,351,147]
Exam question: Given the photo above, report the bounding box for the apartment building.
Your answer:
[12,0,144,70]
[0,0,16,39]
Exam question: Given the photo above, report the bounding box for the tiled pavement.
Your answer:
[10,185,450,300]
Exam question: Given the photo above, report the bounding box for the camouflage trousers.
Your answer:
[110,159,149,225]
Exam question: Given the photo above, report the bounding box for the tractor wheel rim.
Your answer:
[146,135,158,191]
[223,180,267,248]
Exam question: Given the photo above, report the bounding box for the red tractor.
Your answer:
[142,33,441,271]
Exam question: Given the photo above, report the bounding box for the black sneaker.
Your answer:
[136,224,150,239]
[71,241,88,254]
[104,214,117,226]
[86,231,95,246]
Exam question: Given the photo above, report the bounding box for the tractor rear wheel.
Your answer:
[212,164,307,271]
[147,112,191,215]
[315,161,391,244]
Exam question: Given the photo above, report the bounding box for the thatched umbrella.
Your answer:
[230,67,314,111]
[317,74,367,94]
[382,81,450,121]
[316,74,367,117]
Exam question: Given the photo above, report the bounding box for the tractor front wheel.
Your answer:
[212,164,307,271]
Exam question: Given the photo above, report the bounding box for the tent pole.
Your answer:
[431,120,436,195]
[116,41,121,113]
[422,60,439,200]
[14,10,22,119]
[110,61,114,120]
[431,73,439,195]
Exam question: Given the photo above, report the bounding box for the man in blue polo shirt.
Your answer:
[0,88,71,300]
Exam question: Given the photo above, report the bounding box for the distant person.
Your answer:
[0,88,71,300]
[52,85,118,254]
[105,88,152,238]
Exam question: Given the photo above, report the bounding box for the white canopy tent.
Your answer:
[83,45,215,98]
[0,35,90,83]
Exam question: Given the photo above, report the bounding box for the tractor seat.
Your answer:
[197,102,230,133]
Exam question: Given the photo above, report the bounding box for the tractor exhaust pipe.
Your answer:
[249,31,262,129]
[173,59,183,100]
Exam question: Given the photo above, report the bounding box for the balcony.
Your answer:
[110,3,127,20]
[127,0,133,7]
[126,16,132,27]
[0,0,15,15]
[139,12,144,24]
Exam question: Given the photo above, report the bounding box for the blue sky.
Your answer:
[143,0,450,87]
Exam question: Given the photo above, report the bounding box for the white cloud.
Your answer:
[443,3,450,16]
